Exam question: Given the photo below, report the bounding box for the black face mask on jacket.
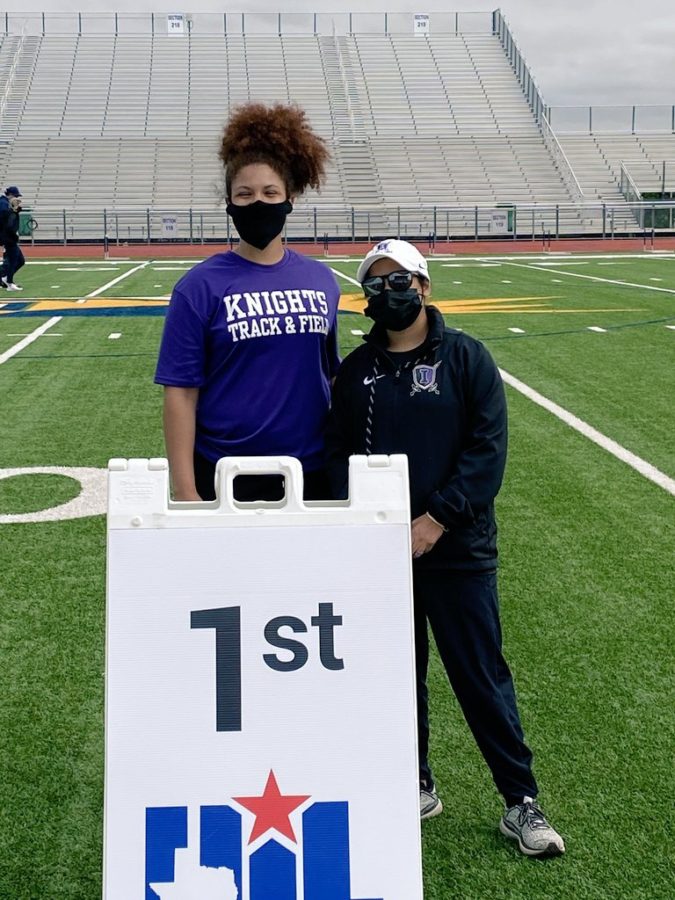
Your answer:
[225,199,293,250]
[365,289,424,331]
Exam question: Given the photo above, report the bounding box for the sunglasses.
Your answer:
[362,269,415,297]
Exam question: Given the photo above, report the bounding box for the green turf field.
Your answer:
[1,251,674,899]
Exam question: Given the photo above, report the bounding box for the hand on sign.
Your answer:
[411,514,444,559]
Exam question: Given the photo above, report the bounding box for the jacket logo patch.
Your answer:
[411,361,442,396]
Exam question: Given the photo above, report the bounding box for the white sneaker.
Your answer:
[6,283,22,291]
[500,799,565,857]
[420,783,443,820]
[1,276,8,288]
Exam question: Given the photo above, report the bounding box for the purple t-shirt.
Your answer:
[155,250,341,471]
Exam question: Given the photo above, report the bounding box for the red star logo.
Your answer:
[233,771,310,844]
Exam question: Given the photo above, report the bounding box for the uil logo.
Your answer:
[146,770,384,900]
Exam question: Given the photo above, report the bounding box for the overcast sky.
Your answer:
[3,1,674,109]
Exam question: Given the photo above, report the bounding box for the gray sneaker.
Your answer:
[500,799,565,857]
[420,783,443,820]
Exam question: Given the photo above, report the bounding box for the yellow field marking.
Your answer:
[14,298,169,312]
[0,295,643,319]
[339,293,639,315]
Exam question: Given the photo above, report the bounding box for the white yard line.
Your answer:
[0,317,62,365]
[82,261,150,302]
[502,261,675,295]
[500,368,675,496]
[330,267,361,288]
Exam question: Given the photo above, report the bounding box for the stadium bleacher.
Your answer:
[0,14,672,240]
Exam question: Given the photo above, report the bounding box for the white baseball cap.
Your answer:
[356,239,430,284]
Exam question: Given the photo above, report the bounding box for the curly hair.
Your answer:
[219,102,329,198]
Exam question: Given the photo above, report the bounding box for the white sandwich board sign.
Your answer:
[104,455,423,900]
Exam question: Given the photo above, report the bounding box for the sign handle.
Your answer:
[215,456,306,512]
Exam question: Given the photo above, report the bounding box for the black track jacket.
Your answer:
[325,306,507,571]
[0,195,19,247]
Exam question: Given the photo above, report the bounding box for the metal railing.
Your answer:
[492,9,546,124]
[540,115,584,201]
[1,11,495,37]
[0,29,25,125]
[549,105,675,134]
[620,163,643,204]
[20,201,675,247]
[620,159,675,195]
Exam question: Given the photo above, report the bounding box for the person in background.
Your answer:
[0,186,25,291]
[325,239,565,858]
[155,103,340,502]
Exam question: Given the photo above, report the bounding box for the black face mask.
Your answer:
[365,289,423,331]
[226,199,293,250]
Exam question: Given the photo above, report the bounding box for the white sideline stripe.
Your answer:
[83,261,150,301]
[58,266,120,272]
[24,259,133,265]
[0,317,62,364]
[666,325,675,330]
[499,368,675,496]
[478,253,675,262]
[503,261,675,294]
[587,326,607,332]
[534,261,589,266]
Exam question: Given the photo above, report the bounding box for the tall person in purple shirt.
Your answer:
[155,103,340,501]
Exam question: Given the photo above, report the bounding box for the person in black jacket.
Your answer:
[0,186,25,291]
[325,239,565,857]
